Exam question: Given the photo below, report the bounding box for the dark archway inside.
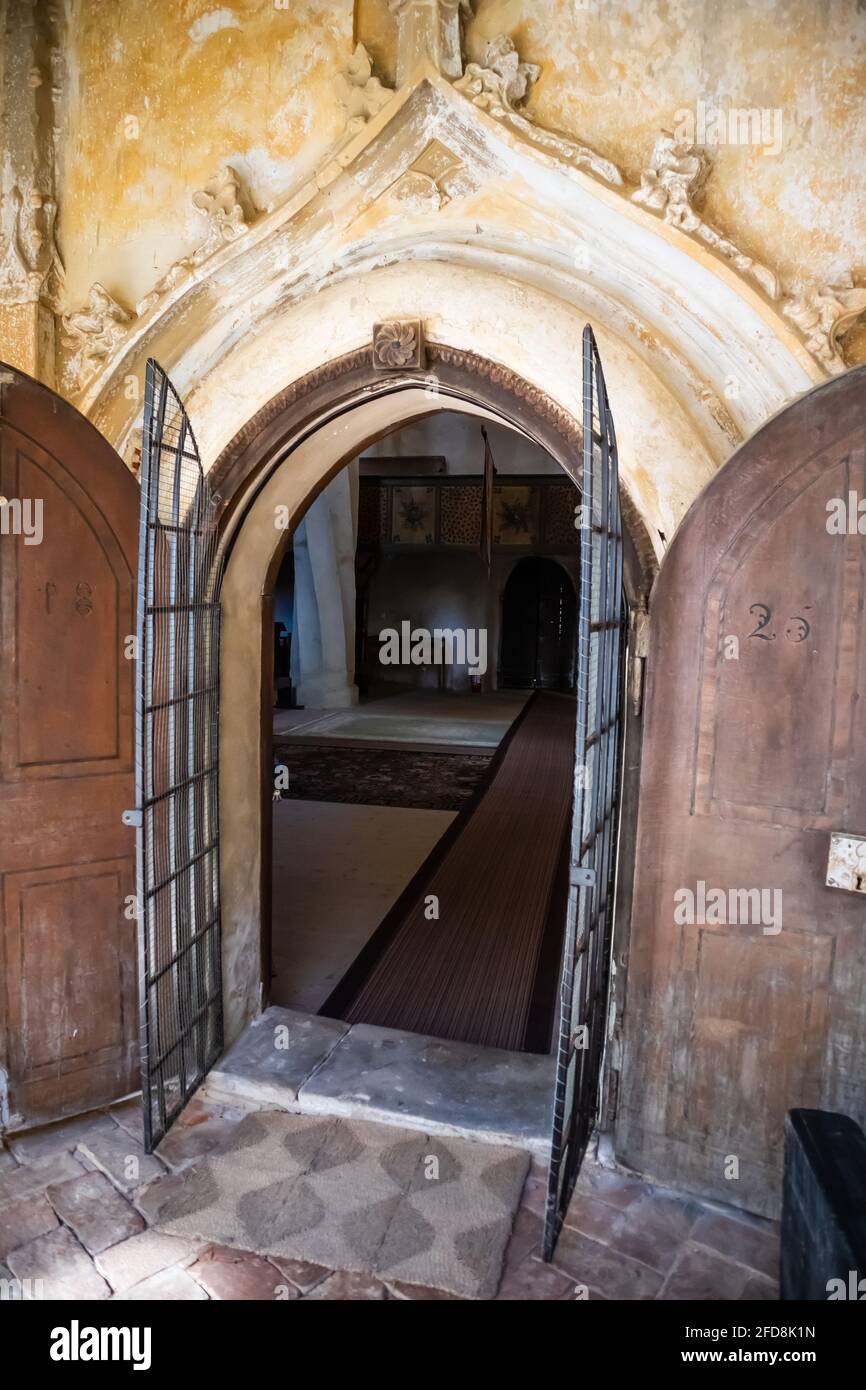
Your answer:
[500,556,576,692]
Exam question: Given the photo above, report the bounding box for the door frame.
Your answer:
[209,346,655,1138]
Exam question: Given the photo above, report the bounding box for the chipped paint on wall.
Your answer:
[58,0,354,309]
[1,0,847,558]
[465,0,866,294]
[55,0,866,310]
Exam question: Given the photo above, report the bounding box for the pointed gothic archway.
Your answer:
[208,343,653,1064]
[163,337,634,1261]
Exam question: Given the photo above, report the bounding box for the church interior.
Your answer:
[0,0,865,1326]
[268,412,580,1052]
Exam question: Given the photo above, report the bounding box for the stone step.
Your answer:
[204,1006,553,1158]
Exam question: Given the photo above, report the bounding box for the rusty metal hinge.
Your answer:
[628,593,651,717]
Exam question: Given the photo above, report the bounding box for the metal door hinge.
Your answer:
[569,866,596,887]
[628,593,650,717]
[122,809,142,828]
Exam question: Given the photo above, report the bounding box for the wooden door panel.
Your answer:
[3,860,137,1119]
[618,365,866,1218]
[709,463,847,813]
[675,927,833,1156]
[0,366,138,1129]
[3,434,133,777]
[0,778,132,871]
[693,438,863,828]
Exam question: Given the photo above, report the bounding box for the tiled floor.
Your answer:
[0,1097,779,1301]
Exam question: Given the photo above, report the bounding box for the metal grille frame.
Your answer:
[543,325,625,1260]
[134,359,223,1152]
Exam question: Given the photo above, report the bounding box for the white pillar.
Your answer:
[292,463,359,708]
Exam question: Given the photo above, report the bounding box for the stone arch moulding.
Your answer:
[213,349,650,1048]
[212,343,657,580]
[61,47,840,545]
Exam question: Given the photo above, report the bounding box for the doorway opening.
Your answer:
[500,556,577,692]
[266,412,580,1056]
[194,340,649,1254]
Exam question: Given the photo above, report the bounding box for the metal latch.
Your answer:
[826,832,866,892]
[121,809,142,828]
[569,866,596,887]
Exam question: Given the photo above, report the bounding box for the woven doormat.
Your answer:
[156,1110,529,1299]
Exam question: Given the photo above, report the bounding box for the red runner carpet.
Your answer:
[322,691,575,1052]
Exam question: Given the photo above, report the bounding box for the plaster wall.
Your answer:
[57,0,352,310]
[56,0,866,315]
[364,548,579,693]
[363,412,560,473]
[183,261,721,552]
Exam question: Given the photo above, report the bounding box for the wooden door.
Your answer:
[618,365,866,1218]
[0,364,139,1130]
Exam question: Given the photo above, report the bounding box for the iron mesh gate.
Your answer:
[132,359,223,1152]
[543,325,625,1259]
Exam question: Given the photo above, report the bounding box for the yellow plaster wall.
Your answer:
[58,0,353,310]
[360,0,866,296]
[57,1,864,319]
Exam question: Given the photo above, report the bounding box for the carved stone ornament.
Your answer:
[372,319,424,369]
[454,35,622,187]
[0,182,65,309]
[780,275,866,375]
[382,139,471,212]
[61,283,132,393]
[190,166,250,262]
[389,0,473,83]
[631,134,778,298]
[630,132,866,367]
[55,15,865,398]
[334,43,395,139]
[135,165,252,316]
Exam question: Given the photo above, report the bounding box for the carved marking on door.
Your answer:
[74,581,94,616]
[747,602,812,644]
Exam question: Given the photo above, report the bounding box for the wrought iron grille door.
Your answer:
[543,325,625,1259]
[133,359,223,1152]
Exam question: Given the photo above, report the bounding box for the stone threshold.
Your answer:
[201,1006,554,1159]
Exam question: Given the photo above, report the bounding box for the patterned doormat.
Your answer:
[155,1110,529,1299]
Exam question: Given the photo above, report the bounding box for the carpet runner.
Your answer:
[322,692,576,1053]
